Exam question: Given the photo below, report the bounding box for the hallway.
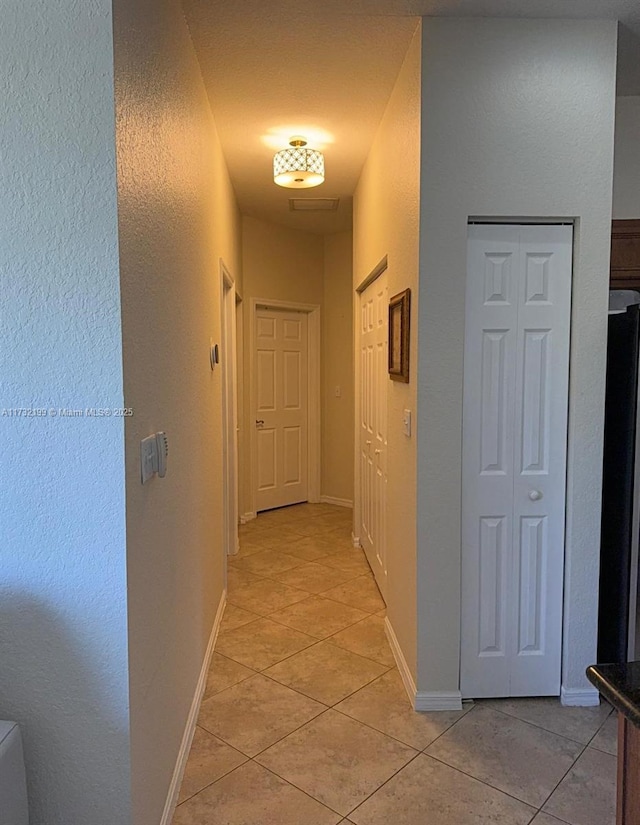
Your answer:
[171,504,618,825]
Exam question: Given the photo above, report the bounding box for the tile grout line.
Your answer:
[235,564,366,591]
[330,700,438,753]
[535,734,614,816]
[343,749,426,820]
[252,731,424,822]
[423,704,601,816]
[231,553,374,588]
[257,659,395,706]
[229,555,373,595]
[199,663,606,825]
[213,602,388,683]
[260,602,376,641]
[199,669,399,762]
[178,753,342,819]
[478,703,613,748]
[197,695,330,761]
[174,729,250,808]
[175,506,400,822]
[532,708,618,815]
[214,514,394,740]
[175,502,614,824]
[217,626,393,679]
[226,590,383,630]
[422,748,542,814]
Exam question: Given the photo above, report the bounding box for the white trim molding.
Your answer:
[220,260,239,559]
[560,685,601,707]
[385,617,463,712]
[160,590,227,825]
[384,617,416,707]
[319,495,353,508]
[415,691,464,712]
[351,533,361,549]
[240,512,256,525]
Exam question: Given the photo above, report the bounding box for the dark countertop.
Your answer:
[587,661,640,728]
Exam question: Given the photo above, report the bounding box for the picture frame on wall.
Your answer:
[388,288,411,383]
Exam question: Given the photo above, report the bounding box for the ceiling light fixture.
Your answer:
[273,136,325,189]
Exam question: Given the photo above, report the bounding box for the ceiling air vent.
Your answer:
[289,197,340,212]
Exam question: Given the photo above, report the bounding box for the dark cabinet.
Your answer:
[611,220,640,290]
[618,715,640,824]
[586,664,640,825]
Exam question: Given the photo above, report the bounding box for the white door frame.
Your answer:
[220,260,239,555]
[249,297,321,517]
[353,255,388,548]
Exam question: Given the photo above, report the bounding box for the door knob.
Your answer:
[528,490,543,501]
[256,419,265,428]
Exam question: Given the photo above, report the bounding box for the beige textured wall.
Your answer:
[353,25,422,679]
[241,216,324,306]
[240,216,324,517]
[613,97,640,219]
[113,1,241,822]
[1,2,130,822]
[322,232,355,504]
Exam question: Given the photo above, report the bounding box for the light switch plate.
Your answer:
[403,409,412,437]
[140,435,157,484]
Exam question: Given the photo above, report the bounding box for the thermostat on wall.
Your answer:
[140,432,169,483]
[210,339,219,370]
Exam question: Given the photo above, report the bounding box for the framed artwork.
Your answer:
[388,288,411,383]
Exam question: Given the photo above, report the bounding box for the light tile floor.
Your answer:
[172,503,617,825]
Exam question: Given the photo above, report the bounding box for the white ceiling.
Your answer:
[184,0,640,235]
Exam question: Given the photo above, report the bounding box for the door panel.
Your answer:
[518,515,546,654]
[257,429,277,491]
[520,330,550,473]
[257,341,276,409]
[283,426,302,485]
[283,351,302,409]
[480,330,509,474]
[255,308,308,511]
[462,224,572,699]
[478,515,508,658]
[358,273,388,599]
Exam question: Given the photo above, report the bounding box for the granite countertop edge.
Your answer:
[587,663,640,728]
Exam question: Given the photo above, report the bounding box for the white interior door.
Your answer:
[221,270,239,555]
[255,308,308,512]
[358,273,388,598]
[461,224,572,698]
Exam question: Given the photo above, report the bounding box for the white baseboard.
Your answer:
[351,533,361,549]
[384,617,417,707]
[560,685,601,707]
[227,534,240,557]
[160,590,227,825]
[415,691,463,712]
[240,512,256,524]
[384,617,463,712]
[319,495,353,508]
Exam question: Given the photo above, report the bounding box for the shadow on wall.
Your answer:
[0,594,131,824]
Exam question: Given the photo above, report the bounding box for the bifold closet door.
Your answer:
[461,224,572,698]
